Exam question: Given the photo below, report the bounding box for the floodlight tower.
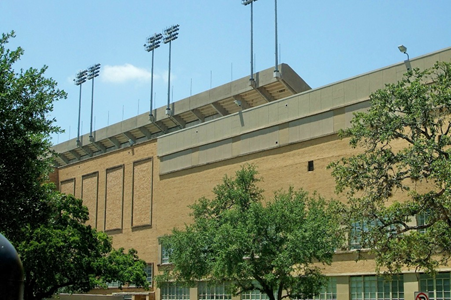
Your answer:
[87,63,101,142]
[163,24,180,115]
[242,0,257,86]
[145,33,163,120]
[273,0,280,78]
[74,70,87,147]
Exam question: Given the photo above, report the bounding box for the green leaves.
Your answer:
[329,61,451,273]
[157,165,344,300]
[0,32,148,300]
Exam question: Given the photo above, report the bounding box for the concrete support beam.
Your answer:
[191,108,204,122]
[150,120,168,133]
[92,141,106,153]
[139,127,153,139]
[124,132,136,144]
[233,95,250,109]
[255,86,274,102]
[108,137,121,149]
[82,146,93,157]
[169,115,185,129]
[58,154,70,165]
[211,102,228,116]
[70,150,81,161]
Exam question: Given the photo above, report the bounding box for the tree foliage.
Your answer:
[157,165,344,300]
[0,31,148,300]
[328,61,451,273]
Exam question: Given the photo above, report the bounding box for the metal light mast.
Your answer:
[74,70,87,147]
[145,33,163,120]
[242,0,257,86]
[87,63,101,141]
[274,0,280,78]
[163,24,180,115]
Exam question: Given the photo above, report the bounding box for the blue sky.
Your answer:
[2,1,451,144]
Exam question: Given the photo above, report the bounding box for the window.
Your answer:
[419,272,451,300]
[308,161,314,172]
[349,221,371,250]
[313,277,337,300]
[350,275,404,300]
[144,263,153,286]
[161,243,173,264]
[241,289,269,300]
[198,282,232,300]
[416,210,432,234]
[161,282,190,300]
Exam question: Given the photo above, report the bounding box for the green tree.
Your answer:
[0,31,148,300]
[157,165,344,300]
[328,61,451,273]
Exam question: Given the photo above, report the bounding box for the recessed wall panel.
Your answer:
[105,165,124,231]
[132,158,153,227]
[81,172,99,228]
[60,178,75,196]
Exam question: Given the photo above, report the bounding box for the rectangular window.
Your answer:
[241,289,269,300]
[144,263,153,286]
[350,275,404,300]
[308,160,314,172]
[161,282,190,300]
[419,272,451,300]
[416,210,431,234]
[349,221,370,250]
[198,282,232,300]
[314,277,337,300]
[161,244,172,264]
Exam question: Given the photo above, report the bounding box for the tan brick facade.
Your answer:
[52,48,451,300]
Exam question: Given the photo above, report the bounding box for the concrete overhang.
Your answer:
[52,63,310,167]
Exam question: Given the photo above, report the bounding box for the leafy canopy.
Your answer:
[157,165,344,300]
[328,61,451,273]
[0,31,148,300]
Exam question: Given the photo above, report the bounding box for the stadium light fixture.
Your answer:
[242,0,257,85]
[87,63,101,142]
[74,69,87,147]
[145,33,163,120]
[163,25,180,115]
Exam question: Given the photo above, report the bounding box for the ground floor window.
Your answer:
[241,289,269,300]
[350,275,404,300]
[198,282,232,300]
[419,272,451,300]
[313,277,337,300]
[161,282,190,300]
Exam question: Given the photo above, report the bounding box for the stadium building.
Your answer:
[51,47,451,300]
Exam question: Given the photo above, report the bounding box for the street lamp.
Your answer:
[242,0,257,86]
[74,69,87,147]
[163,24,179,115]
[145,33,163,121]
[398,45,411,71]
[87,63,101,142]
[398,45,410,60]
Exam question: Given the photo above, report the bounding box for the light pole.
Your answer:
[87,63,101,142]
[242,0,257,86]
[145,33,163,120]
[398,45,411,71]
[74,69,87,147]
[163,25,179,115]
[274,0,280,78]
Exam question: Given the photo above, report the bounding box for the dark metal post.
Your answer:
[74,70,87,147]
[163,25,180,115]
[145,33,163,120]
[87,63,101,142]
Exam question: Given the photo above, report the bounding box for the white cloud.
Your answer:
[101,64,152,84]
